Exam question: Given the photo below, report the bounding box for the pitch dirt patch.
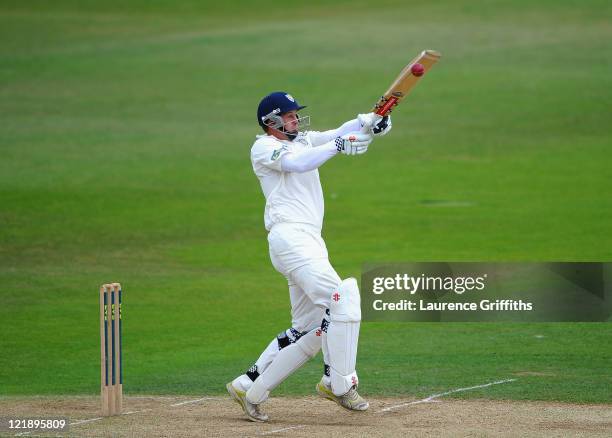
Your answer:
[1,395,610,437]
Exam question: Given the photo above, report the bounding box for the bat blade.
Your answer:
[372,49,441,116]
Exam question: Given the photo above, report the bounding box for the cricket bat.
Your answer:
[371,49,441,116]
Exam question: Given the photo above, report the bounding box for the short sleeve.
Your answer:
[251,140,291,172]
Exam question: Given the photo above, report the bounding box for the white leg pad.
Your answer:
[245,380,270,405]
[330,278,361,322]
[296,327,322,358]
[254,337,281,374]
[246,330,321,404]
[232,374,254,392]
[327,278,361,396]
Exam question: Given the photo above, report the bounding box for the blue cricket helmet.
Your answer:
[257,92,307,129]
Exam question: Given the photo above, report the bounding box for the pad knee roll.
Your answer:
[329,278,361,322]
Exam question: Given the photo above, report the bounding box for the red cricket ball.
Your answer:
[411,63,425,77]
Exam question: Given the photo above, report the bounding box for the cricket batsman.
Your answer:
[226,91,391,422]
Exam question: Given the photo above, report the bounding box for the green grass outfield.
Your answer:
[1,0,611,403]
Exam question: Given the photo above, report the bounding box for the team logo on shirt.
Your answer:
[271,145,288,161]
[271,149,282,161]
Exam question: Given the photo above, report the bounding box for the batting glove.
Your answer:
[372,115,392,136]
[358,113,381,131]
[335,132,372,156]
[358,112,392,136]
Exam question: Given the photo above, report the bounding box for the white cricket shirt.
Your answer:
[251,132,327,231]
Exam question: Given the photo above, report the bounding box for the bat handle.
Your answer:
[375,96,398,117]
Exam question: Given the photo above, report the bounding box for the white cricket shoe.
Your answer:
[226,382,269,422]
[316,378,369,411]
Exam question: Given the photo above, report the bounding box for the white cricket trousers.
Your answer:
[267,222,341,333]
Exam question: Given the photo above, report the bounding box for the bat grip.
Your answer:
[376,96,398,117]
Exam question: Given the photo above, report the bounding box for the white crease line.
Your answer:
[170,397,216,407]
[69,416,104,426]
[377,378,517,413]
[68,410,148,428]
[260,425,306,435]
[122,409,152,415]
